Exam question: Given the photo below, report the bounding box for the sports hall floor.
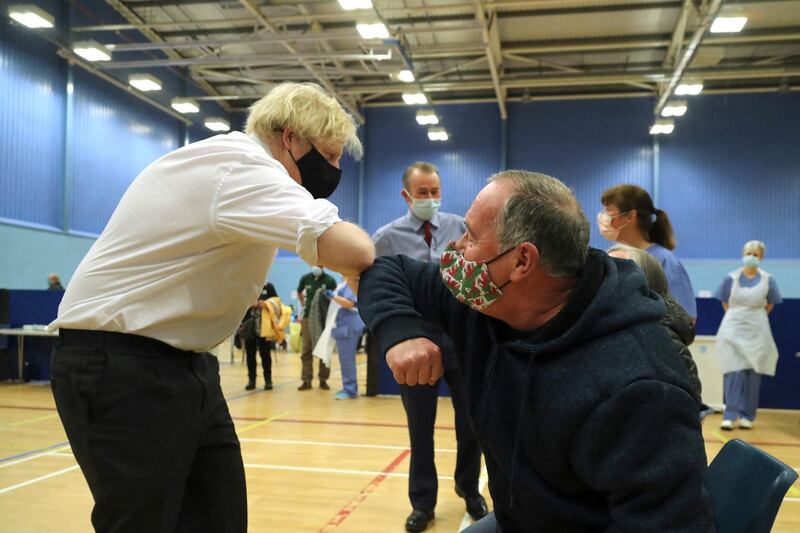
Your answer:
[1,347,799,532]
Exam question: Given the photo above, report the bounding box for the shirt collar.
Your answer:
[248,132,275,159]
[405,209,440,231]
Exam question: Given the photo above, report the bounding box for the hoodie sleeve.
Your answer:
[358,254,471,361]
[570,379,712,533]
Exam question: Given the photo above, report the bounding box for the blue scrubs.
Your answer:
[332,284,365,398]
[647,244,697,318]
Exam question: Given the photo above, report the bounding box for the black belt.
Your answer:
[58,328,192,355]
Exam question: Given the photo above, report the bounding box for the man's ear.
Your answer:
[510,242,539,281]
[282,127,295,150]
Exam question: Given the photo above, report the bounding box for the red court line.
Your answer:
[318,448,411,533]
[232,416,456,431]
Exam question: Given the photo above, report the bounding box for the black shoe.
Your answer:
[319,381,330,390]
[297,382,312,391]
[245,378,256,391]
[405,510,434,532]
[264,382,273,390]
[455,485,489,520]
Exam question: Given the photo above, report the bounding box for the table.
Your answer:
[0,328,59,382]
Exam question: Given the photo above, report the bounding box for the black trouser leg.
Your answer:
[257,338,273,382]
[400,382,440,512]
[448,372,482,497]
[245,338,258,379]
[51,331,247,533]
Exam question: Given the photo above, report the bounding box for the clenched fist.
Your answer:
[386,337,443,386]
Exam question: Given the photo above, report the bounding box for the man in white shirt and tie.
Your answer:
[50,83,374,533]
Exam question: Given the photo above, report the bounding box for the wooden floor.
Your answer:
[1,348,799,532]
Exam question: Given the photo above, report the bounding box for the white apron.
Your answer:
[715,269,779,376]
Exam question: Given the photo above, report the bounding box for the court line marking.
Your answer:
[233,415,457,431]
[0,445,71,470]
[317,448,411,533]
[9,413,60,427]
[239,437,457,453]
[243,461,456,481]
[236,411,291,434]
[0,465,80,495]
[0,441,70,465]
[458,468,489,532]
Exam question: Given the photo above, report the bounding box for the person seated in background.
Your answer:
[358,170,712,533]
[608,243,708,418]
[47,273,64,291]
[324,276,366,399]
[715,240,782,431]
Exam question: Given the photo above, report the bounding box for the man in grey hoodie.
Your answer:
[358,171,712,532]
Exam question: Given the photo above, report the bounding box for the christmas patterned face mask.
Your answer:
[439,241,514,311]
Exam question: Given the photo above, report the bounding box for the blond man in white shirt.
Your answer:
[50,83,374,533]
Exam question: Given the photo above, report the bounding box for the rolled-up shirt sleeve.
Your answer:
[213,158,341,265]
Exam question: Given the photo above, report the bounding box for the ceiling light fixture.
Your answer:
[356,22,389,39]
[204,117,231,132]
[661,100,687,117]
[72,40,111,62]
[427,127,449,141]
[402,92,428,105]
[675,83,703,96]
[8,4,54,28]
[710,16,747,33]
[171,98,200,114]
[128,73,162,92]
[415,110,439,125]
[649,119,675,135]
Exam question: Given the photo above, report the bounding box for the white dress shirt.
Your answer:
[52,132,340,351]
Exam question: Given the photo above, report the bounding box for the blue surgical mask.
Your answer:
[742,255,760,268]
[408,195,441,221]
[311,266,323,277]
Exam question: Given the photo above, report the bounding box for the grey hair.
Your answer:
[402,161,439,190]
[742,240,766,256]
[607,244,669,297]
[488,170,589,278]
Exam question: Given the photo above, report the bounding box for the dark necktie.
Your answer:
[423,221,432,248]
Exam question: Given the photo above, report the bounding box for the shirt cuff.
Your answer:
[296,199,341,265]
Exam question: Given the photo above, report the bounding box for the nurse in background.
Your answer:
[715,240,782,431]
[325,277,365,399]
[598,184,697,320]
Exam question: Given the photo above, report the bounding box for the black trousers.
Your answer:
[245,337,273,382]
[401,369,482,512]
[365,331,380,397]
[51,329,247,533]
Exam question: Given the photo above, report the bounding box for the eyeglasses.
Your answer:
[597,210,629,225]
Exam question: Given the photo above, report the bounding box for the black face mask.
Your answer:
[288,145,342,199]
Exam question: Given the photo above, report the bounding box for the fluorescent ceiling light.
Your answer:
[128,73,162,92]
[710,16,747,34]
[649,119,675,135]
[338,0,372,9]
[415,110,439,125]
[73,40,111,62]
[356,23,389,39]
[171,98,200,114]
[397,69,415,83]
[205,117,231,132]
[427,127,449,141]
[8,4,54,28]
[402,92,428,105]
[661,100,687,117]
[675,83,703,96]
